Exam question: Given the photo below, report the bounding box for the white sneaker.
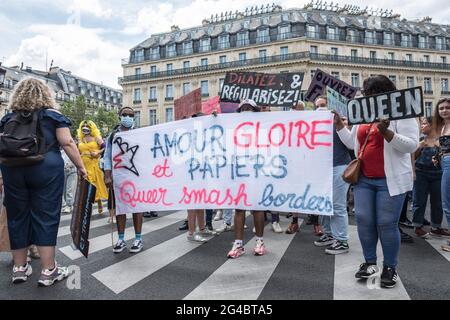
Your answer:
[216,223,232,233]
[252,226,256,233]
[187,233,208,243]
[213,210,223,221]
[272,222,283,233]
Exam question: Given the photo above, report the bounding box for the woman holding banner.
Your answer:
[334,75,419,288]
[0,78,87,286]
[227,99,266,258]
[432,98,450,252]
[77,120,108,213]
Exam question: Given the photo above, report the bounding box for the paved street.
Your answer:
[0,208,449,300]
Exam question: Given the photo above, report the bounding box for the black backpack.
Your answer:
[0,110,50,167]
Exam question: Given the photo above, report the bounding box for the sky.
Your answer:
[0,0,448,89]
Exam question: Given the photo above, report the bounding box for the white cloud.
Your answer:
[68,0,113,19]
[6,24,127,88]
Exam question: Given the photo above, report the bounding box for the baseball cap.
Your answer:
[236,99,260,113]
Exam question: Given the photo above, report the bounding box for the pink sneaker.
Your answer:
[253,239,266,256]
[227,244,245,259]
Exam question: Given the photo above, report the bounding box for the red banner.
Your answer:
[174,88,202,120]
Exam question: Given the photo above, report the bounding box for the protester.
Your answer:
[103,107,144,253]
[412,117,449,238]
[432,98,450,251]
[313,96,351,255]
[61,148,78,214]
[227,99,266,258]
[0,78,87,286]
[334,75,419,288]
[77,120,108,214]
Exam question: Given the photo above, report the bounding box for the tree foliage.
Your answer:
[60,96,118,138]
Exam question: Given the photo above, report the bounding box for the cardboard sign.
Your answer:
[326,87,348,117]
[347,87,424,125]
[202,96,221,115]
[305,69,357,102]
[175,88,202,120]
[219,72,304,107]
[112,111,334,215]
[70,179,96,258]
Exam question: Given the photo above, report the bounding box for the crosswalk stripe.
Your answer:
[425,237,450,262]
[184,219,300,300]
[333,226,411,300]
[58,217,110,237]
[92,233,202,294]
[59,210,186,260]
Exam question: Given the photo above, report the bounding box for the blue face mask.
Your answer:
[120,116,134,128]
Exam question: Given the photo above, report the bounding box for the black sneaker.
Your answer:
[355,263,379,279]
[205,223,214,231]
[314,234,334,247]
[178,220,188,231]
[423,218,431,226]
[113,240,127,253]
[325,240,349,255]
[380,266,398,288]
[129,239,143,253]
[399,228,414,243]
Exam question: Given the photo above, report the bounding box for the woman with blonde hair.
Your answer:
[0,78,87,286]
[77,120,108,214]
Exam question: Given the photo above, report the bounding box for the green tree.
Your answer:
[60,96,118,138]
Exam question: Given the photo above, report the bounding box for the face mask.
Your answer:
[120,115,134,128]
[82,128,91,135]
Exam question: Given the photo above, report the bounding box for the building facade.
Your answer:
[0,65,122,115]
[120,2,450,127]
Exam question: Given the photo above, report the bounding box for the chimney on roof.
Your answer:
[420,16,432,23]
[171,25,180,31]
[25,66,32,72]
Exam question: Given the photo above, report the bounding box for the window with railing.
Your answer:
[307,25,317,38]
[423,55,430,63]
[149,87,157,101]
[383,32,394,46]
[218,35,230,49]
[150,66,157,76]
[405,54,412,62]
[201,58,208,67]
[425,102,433,117]
[351,49,358,61]
[278,25,290,40]
[166,84,173,100]
[183,41,193,55]
[419,35,429,49]
[436,37,445,50]
[199,38,211,52]
[331,47,338,57]
[259,49,267,63]
[135,68,141,76]
[365,31,376,44]
[280,47,288,60]
[331,71,340,80]
[237,32,249,47]
[441,78,449,93]
[167,63,173,75]
[407,77,414,88]
[219,55,227,65]
[166,108,173,122]
[347,29,358,43]
[201,80,209,97]
[401,34,411,47]
[369,51,377,60]
[424,78,432,93]
[257,28,270,43]
[239,53,247,65]
[166,44,176,57]
[327,27,338,40]
[150,47,159,60]
[310,46,318,55]
[183,61,190,71]
[149,110,157,126]
[135,49,144,62]
[441,56,447,64]
[387,52,395,60]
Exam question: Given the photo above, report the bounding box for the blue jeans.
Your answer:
[320,165,350,241]
[441,155,450,227]
[354,175,406,269]
[223,209,233,225]
[412,168,443,228]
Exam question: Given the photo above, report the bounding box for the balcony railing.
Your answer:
[424,90,434,95]
[0,83,14,89]
[119,51,450,83]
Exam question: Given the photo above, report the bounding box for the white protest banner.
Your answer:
[112,112,333,215]
[347,86,424,125]
[326,86,348,118]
